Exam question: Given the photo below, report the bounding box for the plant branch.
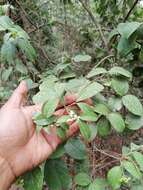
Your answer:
[78,0,108,50]
[124,0,139,22]
[94,146,121,160]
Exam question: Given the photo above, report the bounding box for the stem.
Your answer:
[124,0,139,22]
[95,54,114,68]
[94,146,121,160]
[78,0,108,50]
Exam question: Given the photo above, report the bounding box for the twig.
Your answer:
[15,0,38,30]
[124,0,139,22]
[95,54,114,68]
[78,0,108,50]
[94,146,121,160]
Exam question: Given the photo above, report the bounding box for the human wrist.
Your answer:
[0,156,15,190]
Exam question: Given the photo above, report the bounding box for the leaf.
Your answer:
[17,38,36,61]
[0,16,14,31]
[78,120,91,140]
[107,166,122,189]
[122,160,142,179]
[1,40,16,64]
[1,67,12,81]
[23,167,43,190]
[42,98,59,118]
[73,54,91,62]
[74,172,91,186]
[64,138,86,160]
[15,59,28,74]
[97,117,111,137]
[88,123,97,141]
[57,128,66,139]
[117,22,141,39]
[77,82,104,101]
[78,103,98,121]
[66,78,89,93]
[50,144,65,159]
[109,66,132,79]
[131,143,141,151]
[108,28,119,41]
[87,67,107,78]
[125,114,143,130]
[94,103,110,115]
[132,151,143,171]
[122,95,143,116]
[34,115,55,126]
[56,115,71,124]
[117,37,136,56]
[88,178,107,190]
[108,97,123,111]
[111,78,129,96]
[44,159,71,190]
[108,112,125,132]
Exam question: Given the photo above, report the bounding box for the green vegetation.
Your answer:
[1,0,143,189]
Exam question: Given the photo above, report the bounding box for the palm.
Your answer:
[0,81,77,178]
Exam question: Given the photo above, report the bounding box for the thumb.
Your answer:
[6,81,28,108]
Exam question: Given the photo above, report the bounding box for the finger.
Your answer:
[6,81,28,108]
[41,121,79,151]
[57,94,77,109]
[54,108,68,116]
[25,104,42,117]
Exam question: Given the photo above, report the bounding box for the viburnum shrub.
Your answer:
[20,66,143,190]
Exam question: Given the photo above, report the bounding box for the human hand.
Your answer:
[0,81,79,190]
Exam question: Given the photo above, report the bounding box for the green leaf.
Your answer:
[131,143,141,151]
[78,120,91,140]
[97,117,111,137]
[1,67,12,81]
[17,38,36,61]
[94,103,110,115]
[132,152,143,171]
[66,78,89,93]
[88,178,107,190]
[73,54,91,62]
[87,67,107,78]
[108,28,119,41]
[0,16,14,31]
[57,128,66,139]
[42,98,59,118]
[108,113,125,132]
[108,97,123,111]
[111,78,129,96]
[78,103,98,121]
[117,22,141,39]
[33,113,55,126]
[77,82,104,101]
[125,114,143,130]
[15,59,28,74]
[107,166,122,189]
[44,159,71,190]
[88,123,97,141]
[64,138,86,160]
[56,115,71,124]
[33,81,65,104]
[122,95,143,116]
[109,66,132,79]
[23,167,43,190]
[1,40,16,64]
[122,160,142,179]
[50,144,65,159]
[74,172,91,186]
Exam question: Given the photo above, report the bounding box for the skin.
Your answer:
[0,81,80,190]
